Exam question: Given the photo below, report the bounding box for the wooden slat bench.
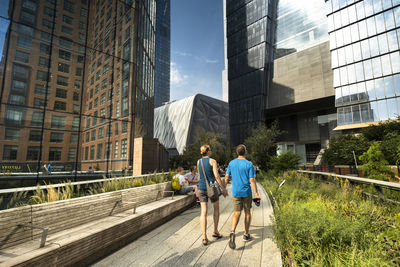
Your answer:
[0,182,195,266]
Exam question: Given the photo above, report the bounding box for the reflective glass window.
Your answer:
[356,2,366,20]
[363,59,373,80]
[384,10,396,31]
[358,20,368,39]
[387,98,398,120]
[366,80,376,100]
[340,66,348,85]
[358,82,368,101]
[378,99,389,120]
[345,45,353,65]
[353,42,362,61]
[378,34,389,54]
[390,52,400,73]
[338,47,346,66]
[384,76,396,98]
[355,62,364,82]
[366,17,377,37]
[361,40,370,59]
[364,0,374,17]
[394,74,400,96]
[361,103,371,122]
[381,54,392,76]
[352,105,361,123]
[375,13,386,34]
[348,64,356,84]
[372,57,382,78]
[350,23,359,43]
[344,106,352,124]
[370,101,379,121]
[387,30,398,52]
[375,78,385,99]
[394,6,400,27]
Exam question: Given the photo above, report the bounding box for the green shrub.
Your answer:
[271,150,302,172]
[359,143,394,181]
[379,132,400,165]
[322,135,371,165]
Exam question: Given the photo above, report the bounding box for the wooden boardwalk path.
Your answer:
[92,184,282,267]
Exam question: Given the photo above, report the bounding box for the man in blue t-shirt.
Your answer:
[224,144,260,249]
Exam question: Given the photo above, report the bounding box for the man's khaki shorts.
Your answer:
[232,195,252,212]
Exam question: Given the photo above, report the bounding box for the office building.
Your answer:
[327,0,400,130]
[0,0,156,173]
[154,0,170,108]
[226,0,337,163]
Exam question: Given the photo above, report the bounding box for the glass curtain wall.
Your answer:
[327,0,400,126]
[0,0,156,179]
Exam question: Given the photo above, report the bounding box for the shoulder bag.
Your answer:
[199,158,222,198]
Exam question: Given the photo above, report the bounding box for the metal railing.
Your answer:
[298,170,400,204]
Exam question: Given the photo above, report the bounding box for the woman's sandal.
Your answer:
[202,238,209,246]
[212,233,223,239]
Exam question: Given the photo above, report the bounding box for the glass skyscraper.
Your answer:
[226,0,275,145]
[154,0,170,108]
[0,0,156,173]
[327,0,400,129]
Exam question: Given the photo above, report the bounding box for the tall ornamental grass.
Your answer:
[260,171,400,266]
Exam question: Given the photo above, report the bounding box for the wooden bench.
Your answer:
[0,182,194,266]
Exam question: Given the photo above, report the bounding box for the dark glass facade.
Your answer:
[327,0,400,127]
[154,0,170,108]
[226,0,275,145]
[0,0,156,173]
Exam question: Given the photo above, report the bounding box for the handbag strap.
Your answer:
[199,158,211,185]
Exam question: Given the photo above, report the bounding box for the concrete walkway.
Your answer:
[92,184,282,267]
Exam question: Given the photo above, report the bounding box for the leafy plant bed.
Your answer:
[0,172,172,210]
[260,171,400,266]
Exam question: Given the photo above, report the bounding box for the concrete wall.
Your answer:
[269,41,334,109]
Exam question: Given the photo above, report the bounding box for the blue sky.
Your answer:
[170,0,224,101]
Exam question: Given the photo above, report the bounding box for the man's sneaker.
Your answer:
[229,232,236,249]
[243,234,252,241]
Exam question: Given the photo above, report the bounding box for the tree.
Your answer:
[359,143,394,181]
[379,132,400,165]
[322,135,371,166]
[271,150,302,172]
[244,122,281,171]
[361,120,400,141]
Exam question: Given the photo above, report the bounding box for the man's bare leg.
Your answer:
[244,209,251,235]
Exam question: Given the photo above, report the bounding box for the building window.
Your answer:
[26,146,40,161]
[114,141,119,158]
[17,36,31,49]
[51,115,66,129]
[122,120,128,133]
[61,26,73,35]
[105,142,111,159]
[56,88,67,98]
[73,104,80,114]
[54,101,67,111]
[76,68,83,76]
[49,147,62,161]
[41,31,52,42]
[84,146,89,160]
[91,130,96,141]
[59,37,73,49]
[62,15,73,25]
[116,102,120,117]
[42,19,55,30]
[34,98,46,109]
[15,50,29,63]
[73,92,79,101]
[57,75,69,86]
[77,55,84,64]
[72,117,80,131]
[50,132,64,143]
[31,112,44,127]
[37,70,49,82]
[29,130,42,142]
[70,134,78,144]
[74,80,81,90]
[58,63,70,74]
[94,98,98,108]
[5,128,20,141]
[40,43,51,55]
[102,79,107,90]
[3,145,18,161]
[115,122,119,135]
[96,143,103,159]
[38,57,49,68]
[43,7,57,18]
[79,22,85,31]
[9,94,25,105]
[106,125,112,137]
[100,109,105,123]
[90,145,95,160]
[100,93,106,105]
[63,0,75,13]
[13,64,29,79]
[121,139,127,158]
[59,50,71,61]
[85,132,90,142]
[80,8,87,18]
[98,127,104,139]
[68,148,76,161]
[93,111,97,126]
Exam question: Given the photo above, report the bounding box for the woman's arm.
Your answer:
[211,159,228,197]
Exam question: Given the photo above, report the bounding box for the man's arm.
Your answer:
[250,177,260,198]
[224,174,230,185]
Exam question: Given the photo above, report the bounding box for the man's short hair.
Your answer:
[236,144,247,156]
[190,166,196,172]
[177,166,184,172]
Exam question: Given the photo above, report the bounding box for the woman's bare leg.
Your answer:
[213,200,220,234]
[200,202,208,239]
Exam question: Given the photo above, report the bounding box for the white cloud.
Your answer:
[173,51,218,64]
[170,62,188,86]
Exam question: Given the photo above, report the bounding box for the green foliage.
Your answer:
[359,143,394,181]
[322,134,371,165]
[379,132,400,165]
[361,120,400,141]
[244,122,281,170]
[170,130,233,168]
[261,171,400,266]
[271,150,302,172]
